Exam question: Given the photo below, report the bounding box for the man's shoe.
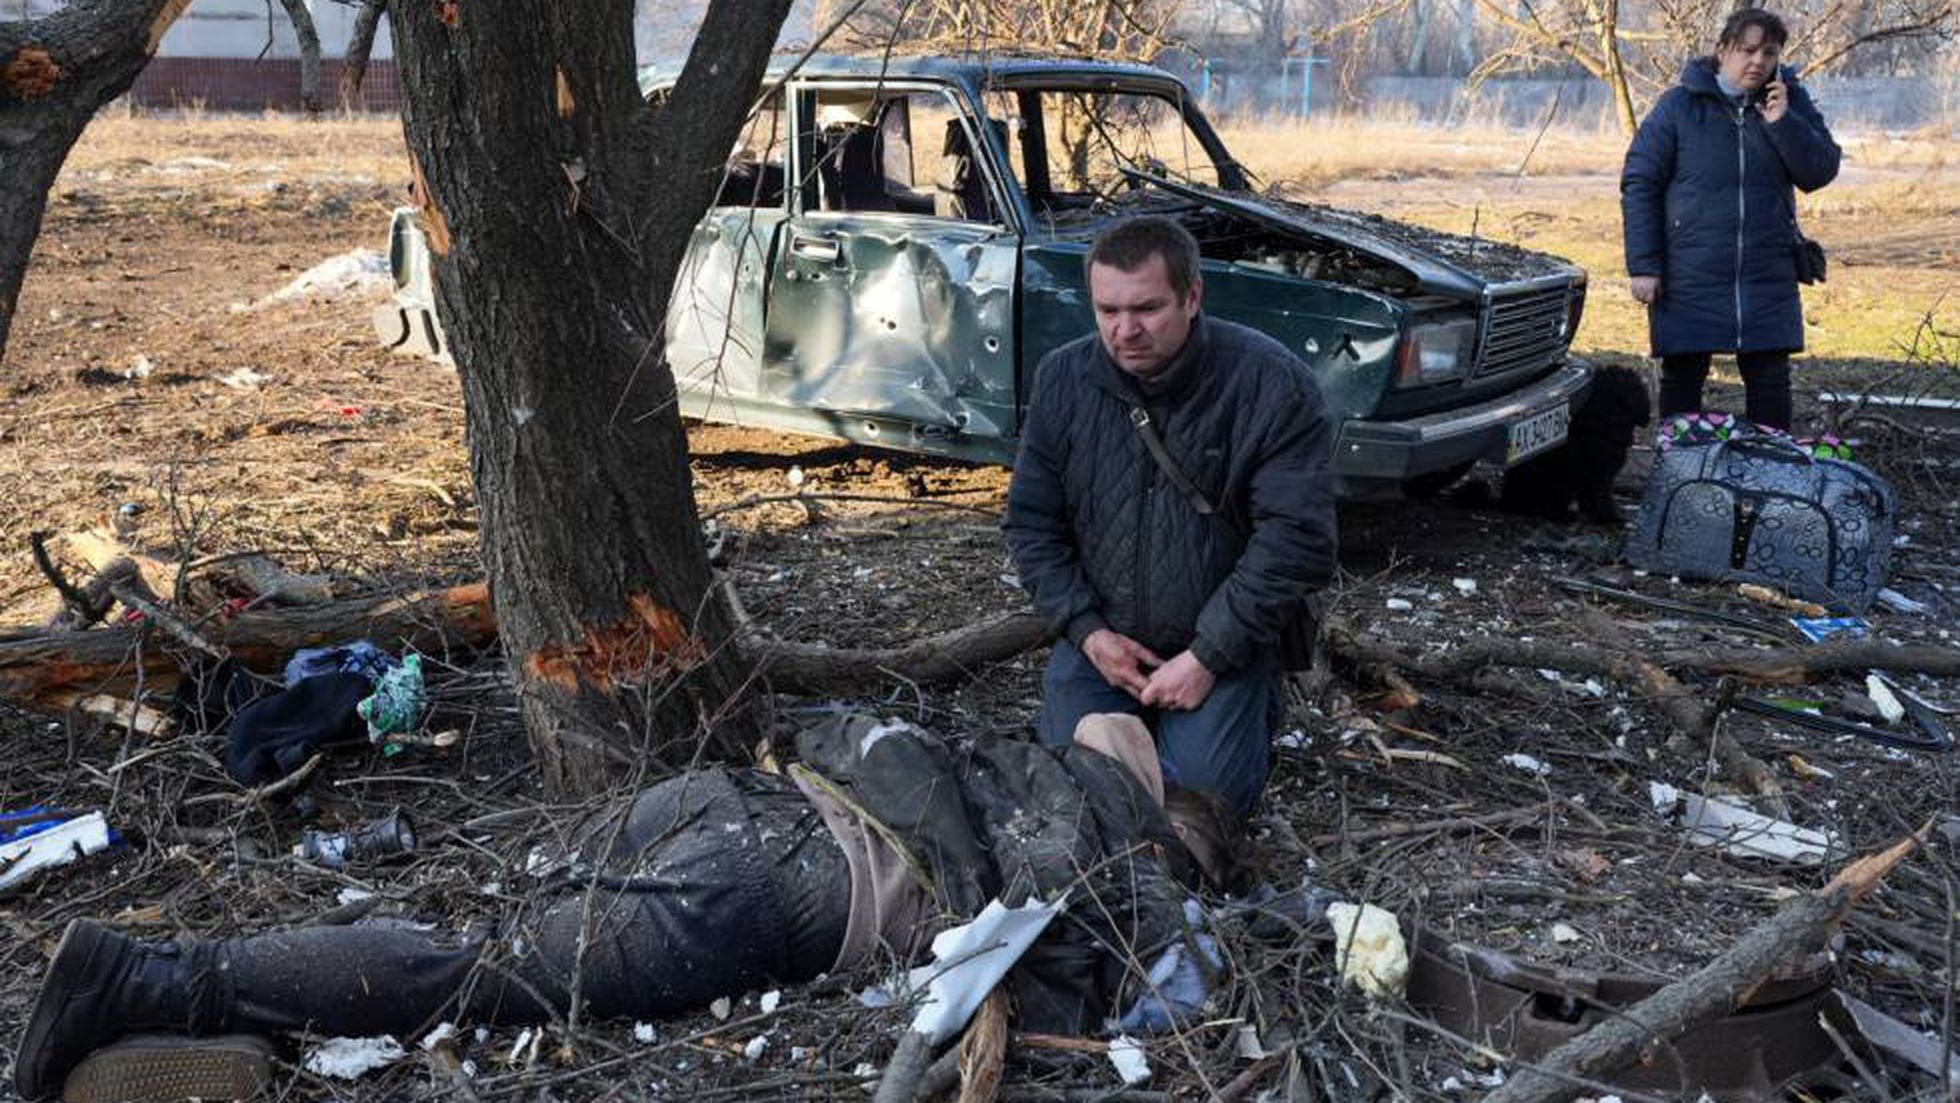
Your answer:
[16,920,131,1100]
[60,1034,276,1103]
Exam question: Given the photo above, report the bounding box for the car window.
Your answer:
[984,87,1221,211]
[716,91,788,209]
[804,87,998,223]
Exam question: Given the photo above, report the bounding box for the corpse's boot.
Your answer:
[13,919,264,1102]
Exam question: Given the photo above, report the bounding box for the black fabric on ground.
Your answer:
[169,660,267,740]
[191,770,847,1038]
[223,673,371,784]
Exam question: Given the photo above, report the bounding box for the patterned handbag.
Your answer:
[1625,435,1895,612]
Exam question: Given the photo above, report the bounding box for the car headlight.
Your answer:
[1395,318,1476,387]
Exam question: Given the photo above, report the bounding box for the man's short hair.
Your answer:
[1085,215,1202,301]
[1718,7,1789,49]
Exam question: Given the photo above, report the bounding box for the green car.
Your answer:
[374,55,1591,498]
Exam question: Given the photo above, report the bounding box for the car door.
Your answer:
[761,81,1021,450]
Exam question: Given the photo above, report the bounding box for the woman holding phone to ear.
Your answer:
[1621,7,1840,432]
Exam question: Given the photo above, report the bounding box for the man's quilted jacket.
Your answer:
[1003,315,1337,676]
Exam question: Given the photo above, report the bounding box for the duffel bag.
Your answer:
[1625,436,1895,612]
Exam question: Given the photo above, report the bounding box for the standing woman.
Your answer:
[1621,8,1840,431]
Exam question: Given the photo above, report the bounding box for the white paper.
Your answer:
[1107,1035,1152,1085]
[903,897,1064,1046]
[304,1035,405,1079]
[0,812,111,890]
[1501,753,1552,776]
[1650,781,1836,863]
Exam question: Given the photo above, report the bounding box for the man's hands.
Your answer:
[1081,629,1218,709]
[1141,650,1216,710]
[1630,275,1660,304]
[1081,628,1162,698]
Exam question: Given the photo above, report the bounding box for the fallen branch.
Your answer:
[752,612,1049,694]
[1482,828,1926,1103]
[1664,640,1960,683]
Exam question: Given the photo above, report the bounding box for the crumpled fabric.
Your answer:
[1113,899,1222,1033]
[358,653,425,748]
[286,640,399,688]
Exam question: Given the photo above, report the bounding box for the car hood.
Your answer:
[1125,171,1580,299]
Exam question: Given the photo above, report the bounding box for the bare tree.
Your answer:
[339,0,386,103]
[0,0,192,367]
[271,0,322,114]
[388,0,793,794]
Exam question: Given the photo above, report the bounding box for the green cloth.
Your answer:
[358,653,425,754]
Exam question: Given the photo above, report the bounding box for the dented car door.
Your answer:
[760,81,1020,449]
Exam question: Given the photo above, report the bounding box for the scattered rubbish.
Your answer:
[1326,901,1409,998]
[759,990,781,1015]
[633,1022,657,1044]
[0,808,114,890]
[1865,674,1907,724]
[285,641,398,688]
[336,887,374,906]
[710,996,732,1021]
[743,1034,769,1061]
[303,1035,405,1079]
[1736,583,1827,617]
[1874,587,1930,615]
[1791,615,1870,643]
[1452,578,1478,595]
[506,1027,542,1067]
[359,653,427,752]
[1235,1025,1271,1060]
[218,367,271,390]
[1731,694,1951,752]
[1106,1035,1151,1086]
[1501,753,1552,777]
[1556,577,1790,643]
[1385,597,1414,611]
[1115,905,1222,1031]
[1785,754,1835,781]
[1649,782,1837,863]
[297,811,417,868]
[125,354,154,380]
[253,249,390,309]
[1550,922,1581,943]
[1836,997,1953,1076]
[419,1023,457,1052]
[902,896,1064,1045]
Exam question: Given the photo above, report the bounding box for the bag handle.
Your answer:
[1720,434,1817,465]
[1128,405,1220,517]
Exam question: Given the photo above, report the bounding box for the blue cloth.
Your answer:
[1036,638,1276,819]
[284,640,398,687]
[1114,906,1221,1033]
[1621,58,1840,357]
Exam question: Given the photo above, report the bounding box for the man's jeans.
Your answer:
[1037,639,1276,818]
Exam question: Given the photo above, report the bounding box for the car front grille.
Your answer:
[1475,284,1570,379]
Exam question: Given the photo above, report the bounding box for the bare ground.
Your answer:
[1,120,1957,1102]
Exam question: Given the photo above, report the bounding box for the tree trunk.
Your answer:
[0,0,189,367]
[339,0,386,103]
[387,0,792,795]
[274,0,322,114]
[1598,0,1637,135]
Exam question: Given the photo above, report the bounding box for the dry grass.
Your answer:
[62,112,407,187]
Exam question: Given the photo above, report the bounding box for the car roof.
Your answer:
[639,52,1188,96]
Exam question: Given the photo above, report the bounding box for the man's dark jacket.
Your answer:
[1004,315,1336,675]
[1621,58,1840,357]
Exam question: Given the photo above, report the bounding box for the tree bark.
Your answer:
[274,0,322,114]
[0,0,190,367]
[339,0,387,103]
[387,0,792,794]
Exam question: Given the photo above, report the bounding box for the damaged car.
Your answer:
[373,55,1591,498]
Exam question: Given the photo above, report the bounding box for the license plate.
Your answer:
[1507,402,1570,463]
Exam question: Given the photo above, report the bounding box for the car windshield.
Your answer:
[983,87,1224,213]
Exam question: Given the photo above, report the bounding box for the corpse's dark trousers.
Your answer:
[196,772,848,1039]
[1658,350,1793,431]
[1037,639,1276,819]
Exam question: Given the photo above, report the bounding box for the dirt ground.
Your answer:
[1,117,1957,1102]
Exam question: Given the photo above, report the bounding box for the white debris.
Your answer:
[506,1027,542,1067]
[125,354,154,379]
[743,1034,769,1061]
[0,811,112,890]
[1276,729,1311,750]
[1107,1035,1152,1085]
[1234,1024,1271,1059]
[1649,781,1838,863]
[1501,753,1552,776]
[856,985,895,1009]
[335,887,373,906]
[255,248,391,308]
[1550,922,1581,943]
[1385,597,1414,611]
[710,996,732,1021]
[1452,578,1478,595]
[759,990,781,1015]
[902,897,1064,1045]
[633,1022,658,1044]
[1325,902,1409,998]
[304,1035,405,1079]
[859,717,920,758]
[1874,588,1929,615]
[1866,675,1907,724]
[218,366,271,390]
[419,1023,457,1051]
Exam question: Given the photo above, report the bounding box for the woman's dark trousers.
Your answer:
[1658,350,1793,430]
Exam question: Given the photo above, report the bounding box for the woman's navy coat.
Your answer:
[1621,58,1840,357]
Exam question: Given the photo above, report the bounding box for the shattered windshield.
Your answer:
[984,87,1223,208]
